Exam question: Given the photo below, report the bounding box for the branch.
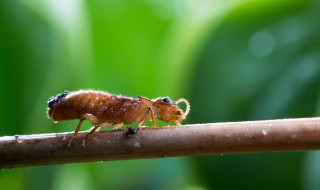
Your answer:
[1,117,320,169]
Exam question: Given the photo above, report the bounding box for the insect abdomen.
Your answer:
[48,90,112,121]
[47,91,69,119]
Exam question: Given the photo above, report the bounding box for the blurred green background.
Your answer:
[1,0,320,189]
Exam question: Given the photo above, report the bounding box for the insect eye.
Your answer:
[162,97,171,103]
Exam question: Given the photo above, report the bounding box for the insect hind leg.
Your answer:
[82,122,113,146]
[68,113,99,147]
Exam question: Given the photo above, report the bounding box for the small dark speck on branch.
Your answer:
[1,117,320,169]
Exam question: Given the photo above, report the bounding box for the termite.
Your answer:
[47,90,190,147]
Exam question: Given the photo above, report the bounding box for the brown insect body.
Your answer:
[47,90,190,146]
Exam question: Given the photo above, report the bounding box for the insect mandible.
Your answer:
[47,90,190,146]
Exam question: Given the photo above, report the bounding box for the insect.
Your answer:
[47,90,190,146]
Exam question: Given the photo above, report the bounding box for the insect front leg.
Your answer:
[82,122,113,147]
[68,113,99,147]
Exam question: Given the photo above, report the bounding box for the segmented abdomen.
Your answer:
[48,90,113,121]
[47,90,142,124]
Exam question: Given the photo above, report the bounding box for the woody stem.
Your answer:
[1,117,320,169]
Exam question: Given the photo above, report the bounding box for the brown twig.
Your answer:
[1,117,320,169]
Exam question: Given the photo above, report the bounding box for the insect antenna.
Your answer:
[175,98,190,117]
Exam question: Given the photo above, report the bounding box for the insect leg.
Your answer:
[148,106,157,127]
[68,119,84,147]
[137,122,145,128]
[82,113,99,124]
[82,122,113,146]
[114,122,124,129]
[137,107,157,128]
[68,113,99,147]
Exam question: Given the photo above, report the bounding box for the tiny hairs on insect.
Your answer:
[47,90,190,146]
